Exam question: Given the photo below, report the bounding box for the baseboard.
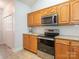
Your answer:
[12,47,23,52]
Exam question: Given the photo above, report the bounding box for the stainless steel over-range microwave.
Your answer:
[41,14,58,26]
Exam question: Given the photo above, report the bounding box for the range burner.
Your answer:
[38,32,59,39]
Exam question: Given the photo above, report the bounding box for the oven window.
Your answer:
[38,39,55,55]
[39,39,54,47]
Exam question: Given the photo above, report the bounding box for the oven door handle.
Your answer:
[37,37,54,41]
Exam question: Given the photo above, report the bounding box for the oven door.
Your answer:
[38,38,55,55]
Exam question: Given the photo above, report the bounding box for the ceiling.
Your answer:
[0,0,5,8]
[0,0,13,8]
[19,0,37,6]
[0,0,37,8]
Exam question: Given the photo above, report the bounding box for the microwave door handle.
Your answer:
[55,14,58,23]
[52,16,54,23]
[53,15,57,24]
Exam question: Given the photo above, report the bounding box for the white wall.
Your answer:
[31,0,68,11]
[0,10,3,44]
[32,25,79,36]
[14,1,31,51]
[2,2,15,17]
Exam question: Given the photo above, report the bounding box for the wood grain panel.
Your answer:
[55,43,70,59]
[55,39,70,45]
[57,2,69,24]
[70,0,79,24]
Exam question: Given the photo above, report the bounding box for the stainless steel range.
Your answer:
[37,29,59,59]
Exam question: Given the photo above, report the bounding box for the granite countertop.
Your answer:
[55,35,79,41]
[23,32,39,36]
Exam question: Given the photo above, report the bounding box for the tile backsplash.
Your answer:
[31,25,79,36]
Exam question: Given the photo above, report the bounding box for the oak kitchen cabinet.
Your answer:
[27,0,79,27]
[55,39,70,59]
[70,0,79,24]
[28,11,42,27]
[23,34,37,53]
[27,6,57,27]
[57,2,69,24]
[55,38,79,59]
[40,6,57,16]
[33,11,41,26]
[48,6,57,15]
[28,13,34,27]
[27,2,69,27]
[40,8,50,16]
[70,41,79,59]
[23,34,30,50]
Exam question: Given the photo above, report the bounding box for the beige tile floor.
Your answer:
[0,44,42,59]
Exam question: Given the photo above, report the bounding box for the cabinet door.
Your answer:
[70,41,79,59]
[57,2,69,24]
[27,13,34,27]
[70,0,79,24]
[33,11,41,26]
[23,35,30,50]
[30,35,37,53]
[55,43,70,59]
[40,8,51,16]
[55,39,70,59]
[48,6,57,14]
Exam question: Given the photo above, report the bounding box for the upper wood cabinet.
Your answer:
[48,6,57,14]
[40,8,50,16]
[27,1,79,26]
[28,11,41,27]
[40,6,57,16]
[70,0,78,2]
[33,11,41,26]
[27,13,34,27]
[27,6,57,27]
[57,2,70,24]
[70,0,79,24]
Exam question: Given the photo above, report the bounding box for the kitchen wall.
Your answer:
[14,1,31,52]
[32,25,79,36]
[31,0,79,37]
[0,9,3,44]
[31,0,68,12]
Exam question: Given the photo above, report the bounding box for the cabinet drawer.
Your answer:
[71,41,79,46]
[56,39,70,45]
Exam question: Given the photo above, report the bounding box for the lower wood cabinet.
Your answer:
[23,34,37,53]
[29,35,37,53]
[55,39,79,59]
[55,39,70,59]
[70,41,79,59]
